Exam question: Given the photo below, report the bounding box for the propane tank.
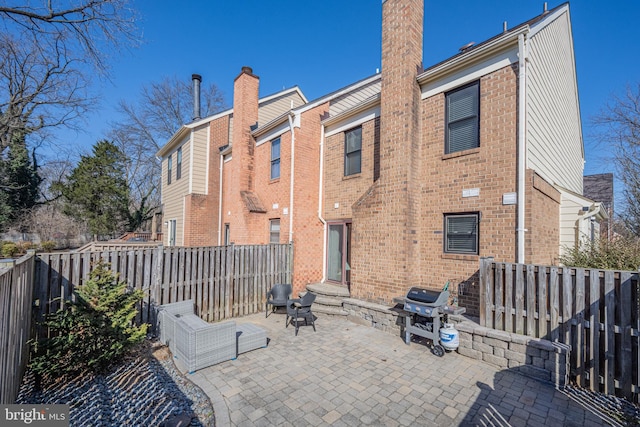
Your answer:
[439,323,459,351]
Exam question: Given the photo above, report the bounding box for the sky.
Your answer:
[60,0,640,187]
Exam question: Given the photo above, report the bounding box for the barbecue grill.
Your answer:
[393,285,465,357]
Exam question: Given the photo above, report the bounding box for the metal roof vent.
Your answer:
[459,42,475,52]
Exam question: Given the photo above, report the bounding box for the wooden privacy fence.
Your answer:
[480,256,640,401]
[0,253,36,404]
[34,244,293,333]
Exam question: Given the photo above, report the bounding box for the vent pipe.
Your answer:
[192,73,202,121]
[503,21,508,33]
[543,2,548,13]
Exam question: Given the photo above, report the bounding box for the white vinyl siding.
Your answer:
[191,125,208,194]
[526,11,583,194]
[161,138,190,246]
[329,79,381,117]
[558,188,598,257]
[258,91,306,126]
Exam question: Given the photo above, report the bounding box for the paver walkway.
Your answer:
[188,313,611,426]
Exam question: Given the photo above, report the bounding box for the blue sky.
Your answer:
[64,0,639,181]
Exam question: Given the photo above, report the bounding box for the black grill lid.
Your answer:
[406,287,449,306]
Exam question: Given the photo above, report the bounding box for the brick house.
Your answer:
[157,1,597,316]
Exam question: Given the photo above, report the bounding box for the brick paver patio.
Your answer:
[187,313,611,426]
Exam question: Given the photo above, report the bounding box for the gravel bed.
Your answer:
[563,385,640,427]
[16,340,215,427]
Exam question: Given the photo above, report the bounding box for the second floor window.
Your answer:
[344,126,362,176]
[271,137,281,179]
[445,81,479,154]
[176,147,182,180]
[167,155,172,185]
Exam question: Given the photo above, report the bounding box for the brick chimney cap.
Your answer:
[192,73,202,81]
[235,66,258,82]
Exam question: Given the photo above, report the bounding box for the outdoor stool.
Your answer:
[236,323,268,354]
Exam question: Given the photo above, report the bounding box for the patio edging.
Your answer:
[341,298,570,390]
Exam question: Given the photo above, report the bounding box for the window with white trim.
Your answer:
[176,147,182,180]
[444,213,479,255]
[270,137,281,179]
[167,155,172,185]
[344,126,362,176]
[445,81,480,154]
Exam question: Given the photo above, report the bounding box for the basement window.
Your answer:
[445,81,480,154]
[270,219,280,244]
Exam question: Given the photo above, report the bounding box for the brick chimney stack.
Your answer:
[232,66,259,192]
[351,0,424,301]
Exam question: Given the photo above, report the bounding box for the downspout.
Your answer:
[318,124,327,282]
[288,112,296,243]
[217,154,224,245]
[517,33,528,264]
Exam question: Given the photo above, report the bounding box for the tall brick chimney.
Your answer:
[232,66,259,192]
[351,0,424,301]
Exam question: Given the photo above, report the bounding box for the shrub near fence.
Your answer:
[480,257,640,402]
[0,253,36,404]
[34,244,293,336]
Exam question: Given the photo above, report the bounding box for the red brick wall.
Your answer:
[224,68,259,244]
[418,64,519,317]
[221,102,326,293]
[182,115,230,247]
[323,117,380,221]
[350,0,424,302]
[526,171,561,265]
[349,63,522,318]
[291,105,327,293]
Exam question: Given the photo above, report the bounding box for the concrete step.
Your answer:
[306,282,350,298]
[314,294,344,307]
[299,292,344,308]
[312,305,348,316]
[304,282,350,317]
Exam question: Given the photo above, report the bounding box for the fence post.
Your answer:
[479,257,494,328]
[150,244,163,333]
[287,242,294,285]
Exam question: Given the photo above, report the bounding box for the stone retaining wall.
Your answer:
[456,320,570,389]
[342,298,570,389]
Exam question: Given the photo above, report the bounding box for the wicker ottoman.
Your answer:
[236,323,267,354]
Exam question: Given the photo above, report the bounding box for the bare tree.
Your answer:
[0,0,139,151]
[595,83,640,236]
[109,75,226,225]
[0,1,138,72]
[0,33,91,151]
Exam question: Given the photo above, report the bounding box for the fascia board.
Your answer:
[325,106,380,138]
[420,45,519,99]
[417,26,527,87]
[294,74,381,115]
[256,121,290,147]
[156,126,190,158]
